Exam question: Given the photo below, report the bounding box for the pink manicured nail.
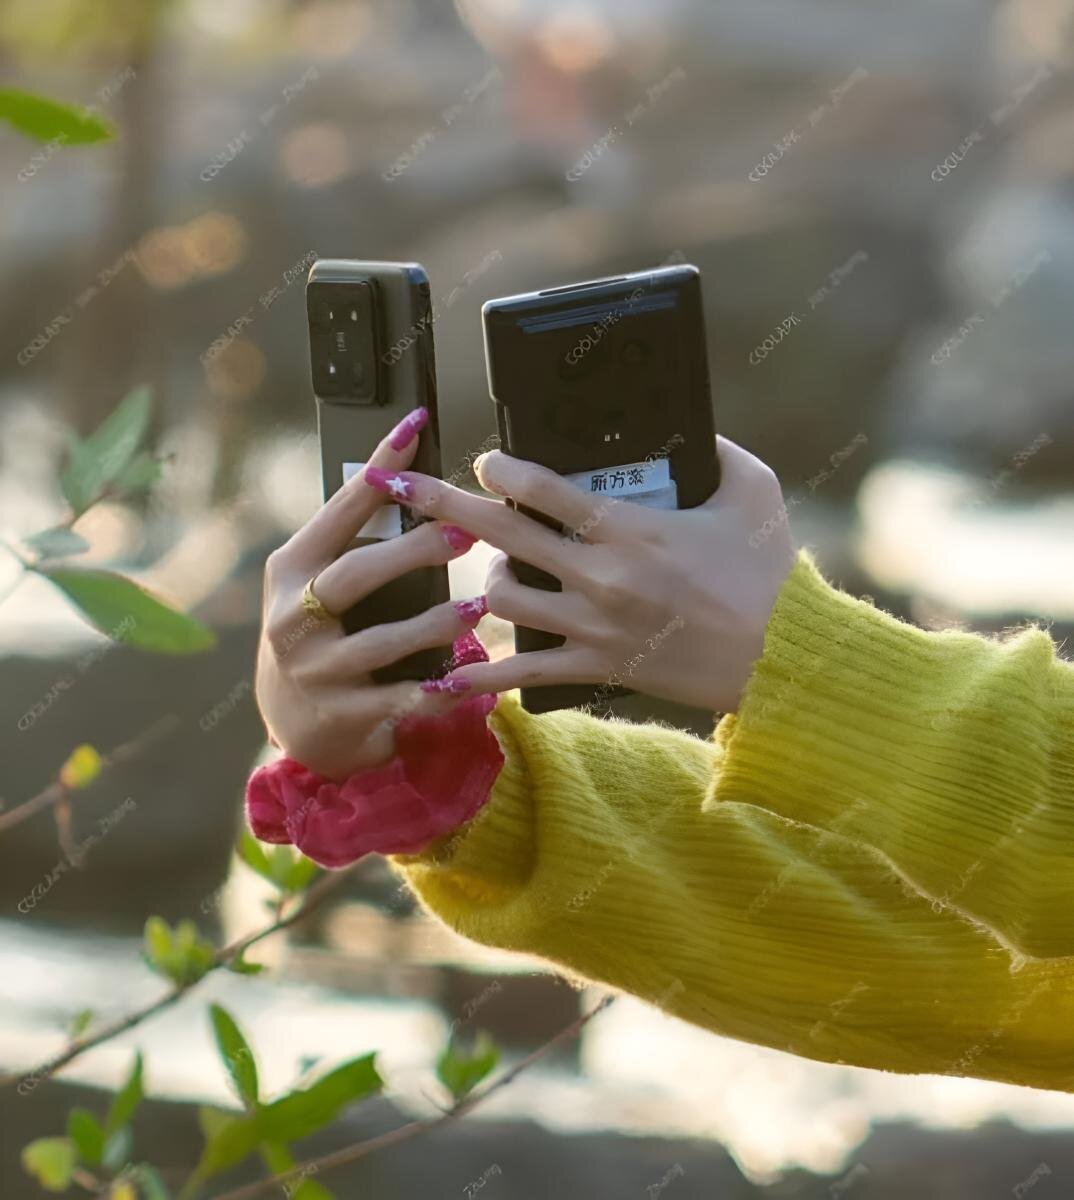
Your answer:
[363,467,415,501]
[441,525,478,554]
[420,675,472,695]
[453,595,488,626]
[388,406,429,450]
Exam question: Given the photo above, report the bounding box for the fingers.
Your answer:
[284,408,428,570]
[364,468,593,590]
[474,450,661,543]
[703,434,780,505]
[439,646,608,696]
[325,596,485,678]
[310,520,476,617]
[484,553,604,641]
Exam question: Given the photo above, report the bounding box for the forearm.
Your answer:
[390,691,1074,1092]
[716,549,1074,959]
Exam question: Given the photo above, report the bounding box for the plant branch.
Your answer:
[212,993,617,1200]
[0,863,361,1092]
[0,715,178,837]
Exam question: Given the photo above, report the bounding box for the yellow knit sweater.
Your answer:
[390,548,1074,1092]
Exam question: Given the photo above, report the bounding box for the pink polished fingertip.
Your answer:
[420,675,472,696]
[453,595,489,627]
[388,406,429,450]
[441,524,478,554]
[363,467,415,501]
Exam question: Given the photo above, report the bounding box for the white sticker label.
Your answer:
[562,457,678,511]
[342,462,404,539]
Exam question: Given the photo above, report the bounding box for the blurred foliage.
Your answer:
[0,87,113,142]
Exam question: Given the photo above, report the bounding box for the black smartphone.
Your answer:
[306,258,451,683]
[482,263,719,714]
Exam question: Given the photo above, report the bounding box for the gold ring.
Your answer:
[301,574,337,623]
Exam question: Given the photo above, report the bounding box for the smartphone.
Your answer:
[482,263,719,714]
[306,259,450,683]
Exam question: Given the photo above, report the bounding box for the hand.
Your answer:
[361,435,796,714]
[255,408,485,781]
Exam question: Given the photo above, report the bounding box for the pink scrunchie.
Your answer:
[245,633,502,868]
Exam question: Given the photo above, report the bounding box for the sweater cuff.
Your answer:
[713,546,1074,958]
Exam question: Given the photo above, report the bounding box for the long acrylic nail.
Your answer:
[363,467,415,501]
[420,675,472,695]
[441,525,478,554]
[388,406,429,450]
[453,595,488,626]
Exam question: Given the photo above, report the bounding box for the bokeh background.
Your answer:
[2,0,1074,1195]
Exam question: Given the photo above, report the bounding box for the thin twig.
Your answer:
[0,864,360,1092]
[0,715,178,838]
[212,994,616,1200]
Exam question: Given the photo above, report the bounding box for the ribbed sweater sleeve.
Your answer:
[389,549,1074,1092]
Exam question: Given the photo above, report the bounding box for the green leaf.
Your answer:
[68,1008,95,1040]
[37,567,215,654]
[143,916,173,974]
[23,527,90,560]
[258,1054,382,1142]
[196,1106,232,1141]
[227,951,265,976]
[21,1137,77,1191]
[128,1164,171,1200]
[113,451,162,496]
[66,1107,105,1166]
[102,1124,134,1173]
[210,1005,259,1109]
[61,385,152,515]
[106,1051,144,1136]
[239,834,319,894]
[237,830,273,881]
[260,1143,334,1200]
[0,88,114,144]
[191,1111,261,1179]
[436,1031,499,1101]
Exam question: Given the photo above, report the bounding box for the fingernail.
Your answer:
[441,525,478,554]
[472,452,488,473]
[450,630,488,668]
[453,595,488,626]
[388,406,429,450]
[420,675,472,695]
[364,467,415,501]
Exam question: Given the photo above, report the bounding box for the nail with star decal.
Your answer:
[364,467,415,501]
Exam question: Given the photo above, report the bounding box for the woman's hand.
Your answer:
[362,435,796,714]
[255,409,484,781]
